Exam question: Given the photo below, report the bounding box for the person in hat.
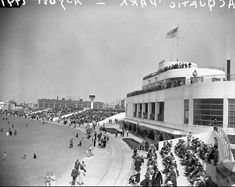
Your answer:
[216,159,235,187]
[152,167,163,187]
[71,166,79,185]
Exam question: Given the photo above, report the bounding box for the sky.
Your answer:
[0,0,235,104]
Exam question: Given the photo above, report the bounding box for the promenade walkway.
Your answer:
[54,122,133,186]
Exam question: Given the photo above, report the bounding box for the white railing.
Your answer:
[215,127,234,161]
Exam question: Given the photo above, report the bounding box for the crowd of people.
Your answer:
[127,79,185,98]
[1,117,39,169]
[3,107,235,186]
[29,107,79,121]
[128,62,192,97]
[143,62,192,81]
[71,159,86,186]
[45,172,56,186]
[67,109,121,125]
[128,133,223,187]
[174,138,217,186]
[1,117,18,136]
[129,140,180,187]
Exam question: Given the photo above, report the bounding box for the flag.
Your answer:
[166,27,178,39]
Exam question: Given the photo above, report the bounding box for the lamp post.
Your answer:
[89,95,95,109]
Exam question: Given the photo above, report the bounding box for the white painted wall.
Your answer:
[165,97,184,125]
[126,81,235,129]
[142,67,225,87]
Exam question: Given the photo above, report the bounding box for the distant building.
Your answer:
[26,103,38,109]
[38,98,104,110]
[0,102,8,110]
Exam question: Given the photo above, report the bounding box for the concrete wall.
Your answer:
[126,81,235,129]
[164,93,184,125]
[142,67,225,87]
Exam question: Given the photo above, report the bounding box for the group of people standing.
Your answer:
[129,142,164,186]
[45,172,56,186]
[71,159,86,186]
[1,117,17,136]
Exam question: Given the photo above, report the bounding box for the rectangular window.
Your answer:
[184,100,189,124]
[228,99,235,128]
[193,99,223,126]
[157,102,164,121]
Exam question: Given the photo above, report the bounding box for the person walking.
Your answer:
[71,166,79,185]
[70,138,73,148]
[45,172,51,186]
[80,161,86,173]
[77,169,85,185]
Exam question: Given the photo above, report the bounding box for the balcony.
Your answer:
[127,74,234,98]
[143,113,148,119]
[157,113,164,122]
[150,113,155,120]
[138,112,142,118]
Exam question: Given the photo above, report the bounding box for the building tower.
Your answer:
[89,95,95,109]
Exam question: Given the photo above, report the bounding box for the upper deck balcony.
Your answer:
[143,61,197,81]
[127,73,233,97]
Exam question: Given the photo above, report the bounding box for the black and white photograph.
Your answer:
[0,0,235,186]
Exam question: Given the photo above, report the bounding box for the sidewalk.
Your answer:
[50,121,133,186]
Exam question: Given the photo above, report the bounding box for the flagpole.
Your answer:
[176,24,179,61]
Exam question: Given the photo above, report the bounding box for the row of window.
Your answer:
[133,99,235,128]
[229,99,235,127]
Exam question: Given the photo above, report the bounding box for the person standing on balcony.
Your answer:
[214,119,218,132]
[214,137,218,150]
[187,131,192,147]
[193,70,198,77]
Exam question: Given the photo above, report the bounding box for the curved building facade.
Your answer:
[124,60,235,139]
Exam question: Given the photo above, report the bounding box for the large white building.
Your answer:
[124,60,235,140]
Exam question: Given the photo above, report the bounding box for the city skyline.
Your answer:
[0,0,235,104]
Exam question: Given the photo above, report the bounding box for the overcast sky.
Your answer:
[0,0,235,104]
